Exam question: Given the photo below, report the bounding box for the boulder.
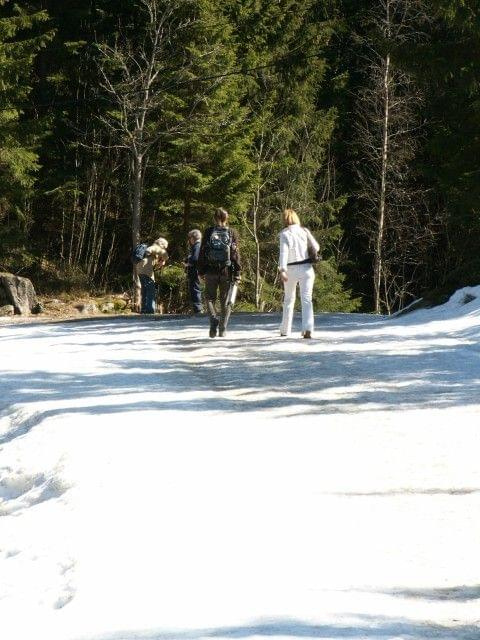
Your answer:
[100,302,115,313]
[75,302,99,315]
[0,305,14,316]
[113,298,128,311]
[0,273,40,315]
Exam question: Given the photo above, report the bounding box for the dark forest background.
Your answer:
[1,0,479,314]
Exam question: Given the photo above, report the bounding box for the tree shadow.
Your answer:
[384,585,480,602]
[1,312,480,446]
[85,615,480,640]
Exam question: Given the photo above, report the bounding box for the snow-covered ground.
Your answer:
[1,287,480,640]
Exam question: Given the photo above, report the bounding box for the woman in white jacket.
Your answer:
[278,209,320,338]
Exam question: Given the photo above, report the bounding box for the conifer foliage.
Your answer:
[0,0,51,257]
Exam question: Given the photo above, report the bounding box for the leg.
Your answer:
[189,275,203,313]
[144,276,156,314]
[204,274,220,336]
[139,275,155,314]
[299,265,315,333]
[204,274,218,319]
[279,270,299,336]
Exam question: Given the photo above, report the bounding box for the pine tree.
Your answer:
[226,0,355,311]
[418,1,480,294]
[151,0,254,257]
[0,0,52,269]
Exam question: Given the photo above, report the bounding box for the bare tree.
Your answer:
[95,0,194,304]
[353,0,433,313]
[242,118,285,310]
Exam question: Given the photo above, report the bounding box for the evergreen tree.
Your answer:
[418,1,480,294]
[151,0,254,259]
[0,0,52,271]
[226,0,356,311]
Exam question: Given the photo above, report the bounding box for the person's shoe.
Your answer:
[209,318,219,338]
[303,330,312,339]
[280,333,288,337]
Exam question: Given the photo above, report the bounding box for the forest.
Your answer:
[1,0,479,314]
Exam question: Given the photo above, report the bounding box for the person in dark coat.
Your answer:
[184,229,203,314]
[197,208,241,338]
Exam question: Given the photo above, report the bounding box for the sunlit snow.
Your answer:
[1,288,480,640]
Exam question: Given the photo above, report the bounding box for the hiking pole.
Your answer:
[225,280,238,307]
[223,276,238,333]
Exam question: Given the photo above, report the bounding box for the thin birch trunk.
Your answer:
[253,190,261,310]
[374,51,391,314]
[132,154,143,309]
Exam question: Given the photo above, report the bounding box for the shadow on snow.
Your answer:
[85,614,480,640]
[1,312,480,444]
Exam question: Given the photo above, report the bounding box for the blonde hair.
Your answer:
[154,237,169,249]
[282,209,300,227]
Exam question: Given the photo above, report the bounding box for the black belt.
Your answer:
[287,258,311,266]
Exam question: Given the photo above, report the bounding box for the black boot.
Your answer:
[209,318,219,338]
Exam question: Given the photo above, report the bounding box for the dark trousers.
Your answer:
[139,274,156,314]
[204,272,231,331]
[188,274,203,313]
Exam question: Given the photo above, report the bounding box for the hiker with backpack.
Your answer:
[197,208,241,338]
[183,229,203,315]
[278,209,320,339]
[133,237,169,314]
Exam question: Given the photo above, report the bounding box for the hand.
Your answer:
[280,272,288,283]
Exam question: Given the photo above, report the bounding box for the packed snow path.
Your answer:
[1,294,480,640]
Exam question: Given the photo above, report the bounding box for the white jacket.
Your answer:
[278,224,319,271]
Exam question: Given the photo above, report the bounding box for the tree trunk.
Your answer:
[254,219,261,310]
[374,52,391,314]
[132,154,143,310]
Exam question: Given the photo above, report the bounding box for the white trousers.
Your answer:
[280,263,315,335]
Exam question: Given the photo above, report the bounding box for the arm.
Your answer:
[191,241,201,264]
[305,228,320,253]
[197,230,209,276]
[278,231,290,282]
[278,232,289,272]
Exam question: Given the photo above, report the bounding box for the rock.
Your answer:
[0,273,40,315]
[0,305,14,316]
[100,302,115,313]
[75,302,99,315]
[113,298,128,311]
[43,300,67,313]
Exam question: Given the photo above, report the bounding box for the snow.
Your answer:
[1,286,480,640]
